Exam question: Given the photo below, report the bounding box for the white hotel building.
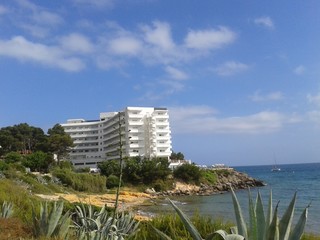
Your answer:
[61,107,172,168]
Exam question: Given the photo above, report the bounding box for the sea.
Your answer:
[139,162,320,234]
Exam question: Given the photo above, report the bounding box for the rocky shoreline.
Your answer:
[150,169,266,197]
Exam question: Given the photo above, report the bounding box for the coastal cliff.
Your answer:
[153,169,265,196]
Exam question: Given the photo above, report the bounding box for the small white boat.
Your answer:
[271,154,281,172]
[271,166,281,172]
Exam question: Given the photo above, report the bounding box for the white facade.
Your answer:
[61,107,172,168]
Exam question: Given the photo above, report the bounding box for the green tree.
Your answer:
[171,151,185,160]
[141,157,171,184]
[123,157,143,184]
[98,160,121,177]
[47,124,73,163]
[23,151,53,172]
[173,163,201,183]
[0,123,47,155]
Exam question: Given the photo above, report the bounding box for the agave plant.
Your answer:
[153,198,244,240]
[32,201,71,239]
[0,201,13,218]
[72,203,139,240]
[230,188,309,240]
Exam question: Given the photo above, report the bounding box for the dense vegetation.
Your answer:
[0,123,317,239]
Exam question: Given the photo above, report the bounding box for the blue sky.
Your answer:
[1,0,320,166]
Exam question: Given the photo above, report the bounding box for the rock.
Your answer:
[159,169,266,197]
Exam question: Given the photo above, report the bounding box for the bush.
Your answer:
[52,169,106,192]
[153,179,174,192]
[140,158,171,184]
[173,164,201,184]
[0,161,9,171]
[98,160,121,177]
[200,169,217,185]
[106,174,121,189]
[3,152,24,164]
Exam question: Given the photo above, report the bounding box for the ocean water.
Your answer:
[140,163,320,234]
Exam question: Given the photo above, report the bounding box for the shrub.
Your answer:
[22,151,53,173]
[98,160,121,177]
[3,152,24,164]
[173,164,201,184]
[200,170,217,185]
[52,168,106,192]
[153,179,174,192]
[140,158,171,184]
[0,161,9,171]
[106,174,121,189]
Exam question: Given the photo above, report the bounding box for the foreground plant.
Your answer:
[230,188,309,240]
[153,198,244,240]
[0,201,13,218]
[32,201,71,239]
[73,203,139,240]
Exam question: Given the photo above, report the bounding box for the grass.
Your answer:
[128,212,234,240]
[0,178,43,222]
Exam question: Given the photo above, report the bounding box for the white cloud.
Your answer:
[0,5,9,15]
[160,80,185,93]
[32,10,63,26]
[169,106,288,134]
[307,111,320,125]
[72,0,114,8]
[250,91,284,102]
[213,61,249,76]
[0,36,85,72]
[108,36,142,56]
[184,27,236,50]
[16,0,63,26]
[294,65,305,75]
[59,33,94,54]
[19,24,49,38]
[165,66,188,80]
[307,93,320,107]
[142,21,175,50]
[254,16,274,29]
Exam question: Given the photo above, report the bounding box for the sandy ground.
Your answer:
[35,191,155,221]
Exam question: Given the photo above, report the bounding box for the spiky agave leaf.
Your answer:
[114,211,139,236]
[39,202,48,236]
[151,225,173,240]
[256,191,266,240]
[210,230,245,240]
[47,201,64,237]
[290,203,310,240]
[168,198,203,240]
[279,192,297,240]
[264,189,273,239]
[54,211,71,238]
[248,189,258,240]
[266,202,279,240]
[0,201,13,218]
[230,188,248,239]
